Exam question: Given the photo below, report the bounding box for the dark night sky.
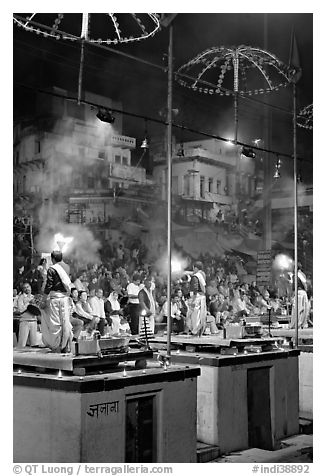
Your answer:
[13,12,313,174]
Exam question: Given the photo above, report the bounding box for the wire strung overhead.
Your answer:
[14,81,312,166]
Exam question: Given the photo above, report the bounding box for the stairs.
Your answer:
[197,442,220,462]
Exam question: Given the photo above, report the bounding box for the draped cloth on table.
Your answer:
[41,291,72,351]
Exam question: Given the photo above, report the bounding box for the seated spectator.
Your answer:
[254,289,271,314]
[69,288,83,340]
[75,291,99,335]
[230,287,250,318]
[206,279,219,299]
[24,264,43,294]
[105,291,130,334]
[160,295,183,333]
[73,273,88,293]
[89,288,108,336]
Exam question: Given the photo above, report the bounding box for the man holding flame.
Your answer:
[42,250,73,352]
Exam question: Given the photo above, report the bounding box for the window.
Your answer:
[183,175,190,196]
[87,176,95,188]
[15,151,20,166]
[200,176,205,198]
[35,140,41,154]
[122,156,128,166]
[73,175,82,189]
[114,155,121,164]
[101,177,108,189]
[216,180,221,194]
[208,178,213,193]
[172,176,178,195]
[98,150,106,160]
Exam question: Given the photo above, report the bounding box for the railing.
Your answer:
[109,163,146,183]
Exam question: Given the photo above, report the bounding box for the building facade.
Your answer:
[13,88,154,233]
[152,139,256,223]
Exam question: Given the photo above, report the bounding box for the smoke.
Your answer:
[35,203,101,265]
[33,115,120,265]
[270,173,307,241]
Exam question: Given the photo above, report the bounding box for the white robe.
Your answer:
[41,292,72,351]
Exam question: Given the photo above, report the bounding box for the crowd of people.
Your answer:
[13,236,312,351]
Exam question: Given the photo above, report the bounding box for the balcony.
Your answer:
[153,146,237,167]
[181,191,233,205]
[109,163,146,183]
[107,134,136,149]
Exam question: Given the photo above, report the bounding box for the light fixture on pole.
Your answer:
[140,120,149,149]
[241,147,256,159]
[96,108,115,124]
[273,157,281,179]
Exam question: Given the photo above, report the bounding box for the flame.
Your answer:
[171,258,182,274]
[53,233,74,253]
[272,253,293,272]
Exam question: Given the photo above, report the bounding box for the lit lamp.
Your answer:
[273,157,281,179]
[140,119,149,149]
[140,137,149,149]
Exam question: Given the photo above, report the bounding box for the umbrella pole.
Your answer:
[234,91,238,144]
[233,53,239,143]
[77,39,85,105]
[166,24,173,361]
[78,13,89,105]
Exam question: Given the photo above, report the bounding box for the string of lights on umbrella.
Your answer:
[13,13,160,44]
[177,45,290,142]
[297,104,313,130]
[13,13,161,104]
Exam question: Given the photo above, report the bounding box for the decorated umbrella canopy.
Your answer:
[297,104,313,130]
[13,13,161,102]
[177,45,290,142]
[13,13,160,43]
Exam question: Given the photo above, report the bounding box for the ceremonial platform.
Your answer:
[13,356,200,463]
[13,346,153,376]
[149,334,300,455]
